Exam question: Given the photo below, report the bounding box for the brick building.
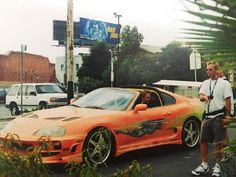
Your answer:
[0,51,55,86]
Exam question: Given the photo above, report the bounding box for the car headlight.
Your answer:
[35,126,66,137]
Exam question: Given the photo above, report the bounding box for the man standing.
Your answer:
[191,61,232,177]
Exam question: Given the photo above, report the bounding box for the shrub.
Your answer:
[0,134,54,177]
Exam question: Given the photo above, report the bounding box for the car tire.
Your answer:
[10,102,20,116]
[182,118,200,148]
[39,102,47,110]
[83,128,113,165]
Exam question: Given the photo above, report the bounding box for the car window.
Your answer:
[160,92,176,105]
[26,85,35,95]
[35,84,64,94]
[150,92,162,107]
[7,86,19,96]
[17,85,27,96]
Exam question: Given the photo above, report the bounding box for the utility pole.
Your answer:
[67,0,74,103]
[20,44,27,115]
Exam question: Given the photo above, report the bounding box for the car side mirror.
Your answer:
[29,91,36,96]
[70,98,76,104]
[134,104,147,113]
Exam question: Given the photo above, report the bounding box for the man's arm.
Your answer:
[225,97,231,117]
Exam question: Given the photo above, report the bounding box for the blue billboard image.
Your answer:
[80,17,120,44]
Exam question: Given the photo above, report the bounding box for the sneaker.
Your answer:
[212,163,221,177]
[191,162,209,176]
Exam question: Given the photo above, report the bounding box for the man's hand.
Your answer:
[200,94,209,102]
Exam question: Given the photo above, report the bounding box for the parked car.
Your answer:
[0,87,7,103]
[0,86,204,164]
[5,83,67,116]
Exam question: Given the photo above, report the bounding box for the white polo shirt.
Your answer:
[199,78,232,116]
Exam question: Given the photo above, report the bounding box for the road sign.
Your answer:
[189,51,201,70]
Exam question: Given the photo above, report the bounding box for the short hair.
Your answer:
[141,90,151,97]
[206,61,219,70]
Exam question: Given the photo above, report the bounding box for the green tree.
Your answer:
[120,25,144,59]
[77,42,111,93]
[183,0,236,70]
[118,50,159,85]
[156,41,206,81]
[117,25,159,85]
[78,42,110,81]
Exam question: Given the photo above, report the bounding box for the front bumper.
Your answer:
[0,135,85,164]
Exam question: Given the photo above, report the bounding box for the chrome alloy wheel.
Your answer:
[182,119,200,148]
[85,129,112,165]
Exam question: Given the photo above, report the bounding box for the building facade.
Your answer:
[55,55,83,86]
[0,51,55,87]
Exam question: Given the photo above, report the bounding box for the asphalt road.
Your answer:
[0,103,235,177]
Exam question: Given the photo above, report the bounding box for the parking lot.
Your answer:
[0,103,15,128]
[0,103,12,118]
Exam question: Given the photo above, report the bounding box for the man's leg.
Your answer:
[201,142,208,162]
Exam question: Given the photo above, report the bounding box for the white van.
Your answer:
[5,83,67,115]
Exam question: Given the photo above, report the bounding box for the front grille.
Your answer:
[57,98,67,102]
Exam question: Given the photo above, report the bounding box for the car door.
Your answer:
[124,91,175,149]
[16,85,27,111]
[24,85,38,110]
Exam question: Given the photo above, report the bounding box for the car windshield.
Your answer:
[35,85,64,94]
[73,88,137,111]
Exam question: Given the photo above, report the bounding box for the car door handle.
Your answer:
[163,112,172,116]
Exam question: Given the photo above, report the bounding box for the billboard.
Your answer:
[80,17,120,44]
[53,20,80,45]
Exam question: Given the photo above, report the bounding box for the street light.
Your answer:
[20,44,27,115]
[113,12,122,86]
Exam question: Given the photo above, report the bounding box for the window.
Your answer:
[61,64,64,71]
[160,92,176,105]
[17,85,27,96]
[149,92,162,107]
[26,85,35,96]
[7,86,19,96]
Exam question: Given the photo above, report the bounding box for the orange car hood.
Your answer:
[1,105,118,138]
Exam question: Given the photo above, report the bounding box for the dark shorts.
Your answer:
[200,115,226,143]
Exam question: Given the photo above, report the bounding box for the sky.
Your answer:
[0,0,195,63]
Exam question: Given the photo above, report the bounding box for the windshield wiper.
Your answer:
[84,106,104,110]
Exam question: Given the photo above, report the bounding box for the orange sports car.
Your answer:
[0,86,204,165]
